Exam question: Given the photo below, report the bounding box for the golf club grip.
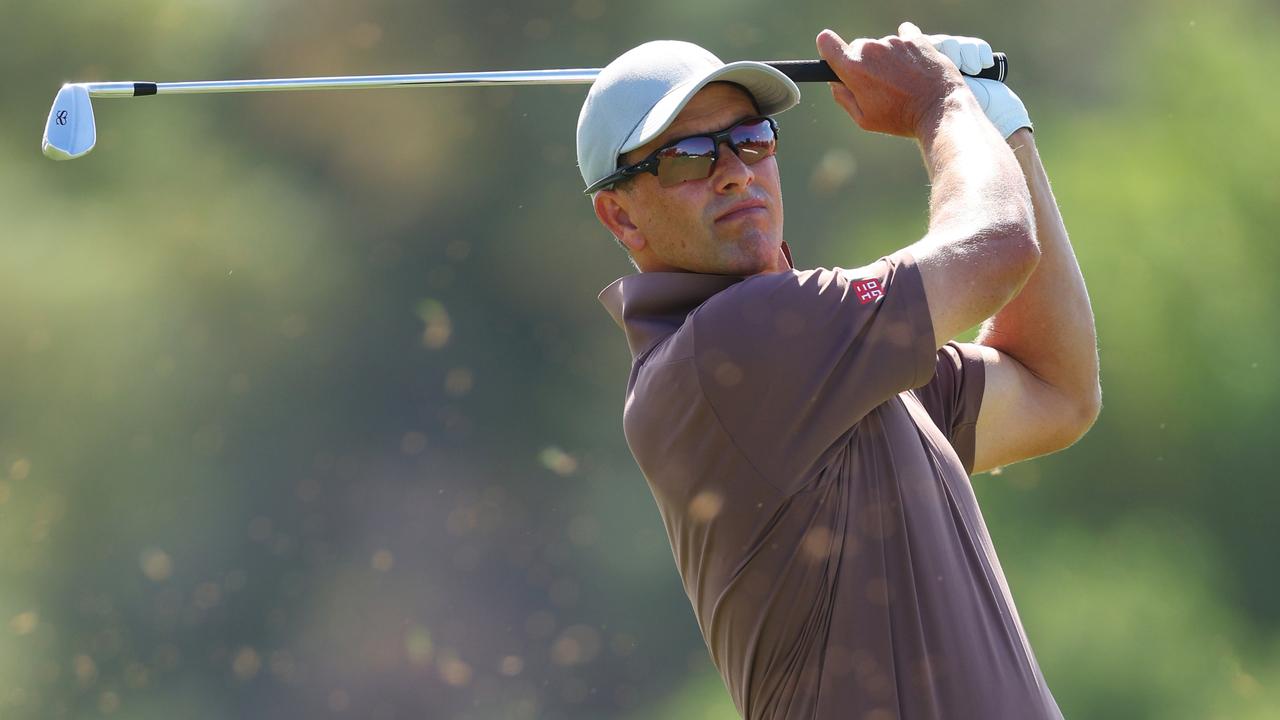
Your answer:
[767,53,1007,83]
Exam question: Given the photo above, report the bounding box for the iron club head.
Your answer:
[43,84,96,160]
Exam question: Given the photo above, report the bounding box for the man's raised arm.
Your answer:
[967,129,1102,471]
[914,30,1101,470]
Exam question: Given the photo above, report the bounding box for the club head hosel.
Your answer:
[83,82,151,97]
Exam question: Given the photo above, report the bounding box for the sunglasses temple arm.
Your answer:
[766,53,1008,83]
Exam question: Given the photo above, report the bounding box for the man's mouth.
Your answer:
[715,199,768,223]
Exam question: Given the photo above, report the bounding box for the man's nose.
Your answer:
[712,141,754,192]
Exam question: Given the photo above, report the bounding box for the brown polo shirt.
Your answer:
[599,252,1062,720]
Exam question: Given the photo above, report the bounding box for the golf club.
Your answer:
[42,55,1008,161]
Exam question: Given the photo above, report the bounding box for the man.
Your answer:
[578,21,1099,720]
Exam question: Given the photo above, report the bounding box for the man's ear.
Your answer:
[593,190,646,253]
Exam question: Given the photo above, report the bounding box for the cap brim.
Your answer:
[618,61,801,156]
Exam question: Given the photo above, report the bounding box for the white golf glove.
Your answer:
[927,32,1032,138]
[927,33,993,75]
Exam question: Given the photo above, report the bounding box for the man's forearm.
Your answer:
[909,91,1040,346]
[977,129,1101,417]
[917,92,1035,238]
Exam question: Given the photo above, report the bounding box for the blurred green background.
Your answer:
[3,0,1278,718]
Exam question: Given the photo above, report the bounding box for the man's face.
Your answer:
[596,83,787,275]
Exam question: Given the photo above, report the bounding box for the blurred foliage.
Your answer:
[2,0,1278,718]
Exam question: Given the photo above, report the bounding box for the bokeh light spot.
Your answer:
[73,654,97,687]
[810,148,858,195]
[802,526,833,561]
[538,447,578,476]
[400,431,428,455]
[446,505,478,536]
[416,299,452,349]
[713,361,744,387]
[438,654,473,686]
[139,549,173,581]
[232,647,262,680]
[499,655,524,676]
[1233,669,1261,698]
[97,690,120,714]
[551,625,601,666]
[193,582,222,610]
[124,662,149,689]
[404,625,433,666]
[9,611,38,636]
[688,491,724,523]
[9,458,31,481]
[444,367,474,397]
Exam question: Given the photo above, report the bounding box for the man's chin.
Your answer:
[733,237,785,272]
[724,249,786,277]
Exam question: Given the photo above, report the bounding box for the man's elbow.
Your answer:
[992,219,1040,295]
[1079,382,1103,433]
[1057,384,1102,450]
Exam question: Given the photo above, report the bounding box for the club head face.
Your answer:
[43,84,96,160]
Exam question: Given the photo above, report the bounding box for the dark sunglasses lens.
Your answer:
[656,137,716,187]
[730,120,777,165]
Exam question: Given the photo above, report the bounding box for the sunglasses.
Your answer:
[584,115,779,194]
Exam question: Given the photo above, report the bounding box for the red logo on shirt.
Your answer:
[853,279,884,305]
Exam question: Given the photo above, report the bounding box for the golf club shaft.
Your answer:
[78,55,1008,98]
[43,55,1009,160]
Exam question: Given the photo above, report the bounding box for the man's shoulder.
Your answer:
[688,265,867,342]
[696,265,882,307]
[692,267,817,316]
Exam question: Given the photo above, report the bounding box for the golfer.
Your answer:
[579,22,1099,720]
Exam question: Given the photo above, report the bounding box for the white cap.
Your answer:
[576,41,801,191]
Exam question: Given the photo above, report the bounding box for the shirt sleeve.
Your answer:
[691,251,937,488]
[912,342,988,474]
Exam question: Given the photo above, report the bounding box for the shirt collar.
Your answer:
[597,241,796,359]
[598,272,741,359]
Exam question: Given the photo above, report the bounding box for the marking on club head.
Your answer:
[43,84,96,160]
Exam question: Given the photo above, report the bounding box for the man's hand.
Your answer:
[816,23,968,138]
[924,31,1033,138]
